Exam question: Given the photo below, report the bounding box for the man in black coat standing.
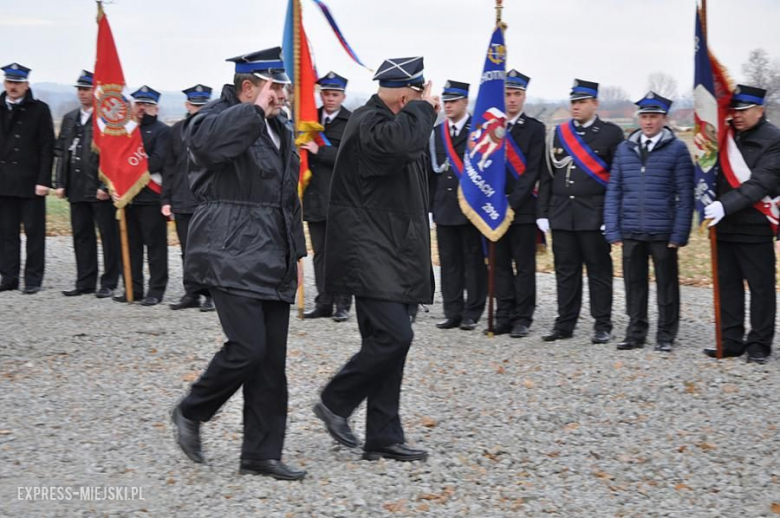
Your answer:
[703,85,780,364]
[428,80,487,332]
[302,72,352,322]
[0,63,55,294]
[55,70,120,299]
[493,70,546,338]
[162,84,215,312]
[313,57,439,462]
[171,48,307,481]
[538,79,624,344]
[113,86,170,306]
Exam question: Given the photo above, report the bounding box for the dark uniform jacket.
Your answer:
[302,106,351,222]
[161,116,198,214]
[604,128,694,246]
[0,89,54,197]
[428,115,471,226]
[324,95,437,304]
[539,116,624,230]
[131,114,170,205]
[184,84,306,303]
[506,113,546,225]
[716,118,780,243]
[54,108,100,202]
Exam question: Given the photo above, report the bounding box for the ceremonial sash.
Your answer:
[719,127,779,233]
[316,132,332,147]
[556,121,610,187]
[440,122,464,177]
[505,132,527,180]
[147,174,162,194]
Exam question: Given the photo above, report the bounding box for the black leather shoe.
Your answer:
[22,286,41,295]
[703,348,743,359]
[484,323,512,336]
[63,287,95,297]
[169,295,200,310]
[617,339,644,350]
[747,354,769,365]
[332,308,349,322]
[171,406,204,464]
[304,306,333,319]
[655,341,673,352]
[239,459,306,481]
[510,324,530,338]
[313,401,359,448]
[460,318,477,331]
[542,329,573,342]
[200,296,215,312]
[140,296,161,307]
[362,443,428,462]
[113,293,138,303]
[0,283,18,292]
[592,331,612,344]
[95,287,114,299]
[436,317,461,329]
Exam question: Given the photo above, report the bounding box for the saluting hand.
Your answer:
[421,81,441,113]
[254,80,278,115]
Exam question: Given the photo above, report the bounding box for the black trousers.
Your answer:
[0,195,45,288]
[70,201,120,291]
[494,223,536,327]
[436,224,487,321]
[124,204,168,299]
[717,240,776,357]
[622,239,679,343]
[180,290,290,460]
[321,297,414,450]
[551,229,613,334]
[174,212,207,298]
[309,220,351,310]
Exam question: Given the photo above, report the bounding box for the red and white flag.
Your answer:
[92,2,151,208]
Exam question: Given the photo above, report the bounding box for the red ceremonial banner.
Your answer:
[92,3,150,208]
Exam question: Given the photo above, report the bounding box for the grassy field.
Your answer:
[46,196,731,288]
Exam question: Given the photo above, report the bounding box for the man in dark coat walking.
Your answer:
[162,84,215,312]
[113,86,170,306]
[492,70,546,338]
[428,80,487,332]
[703,85,780,364]
[538,79,624,344]
[313,56,439,462]
[55,70,120,299]
[604,92,694,353]
[0,63,55,294]
[302,71,352,322]
[171,48,307,481]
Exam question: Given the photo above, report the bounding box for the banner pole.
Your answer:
[118,207,133,302]
[294,0,305,319]
[487,241,496,337]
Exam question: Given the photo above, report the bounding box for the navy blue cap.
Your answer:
[2,63,31,82]
[373,57,425,91]
[635,91,672,114]
[74,70,94,88]
[317,71,348,91]
[570,79,599,100]
[183,84,212,105]
[506,69,530,90]
[131,85,161,105]
[731,84,766,110]
[442,80,469,101]
[227,47,290,84]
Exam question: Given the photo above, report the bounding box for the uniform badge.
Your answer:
[196,85,203,92]
[327,72,335,79]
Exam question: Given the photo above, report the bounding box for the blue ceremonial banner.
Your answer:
[693,8,718,225]
[459,25,513,241]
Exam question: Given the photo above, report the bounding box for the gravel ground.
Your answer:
[2,236,780,517]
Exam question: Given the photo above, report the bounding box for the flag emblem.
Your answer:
[96,84,132,135]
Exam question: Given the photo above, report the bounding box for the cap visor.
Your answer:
[5,77,28,83]
[730,102,758,111]
[506,85,527,91]
[442,94,465,101]
[253,71,291,84]
[318,86,345,91]
[570,94,595,101]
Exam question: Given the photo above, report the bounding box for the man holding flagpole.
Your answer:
[703,86,780,364]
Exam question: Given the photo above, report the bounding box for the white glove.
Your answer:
[600,224,606,233]
[705,201,725,227]
[536,218,550,233]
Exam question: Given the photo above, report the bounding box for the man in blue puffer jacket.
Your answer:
[604,92,694,353]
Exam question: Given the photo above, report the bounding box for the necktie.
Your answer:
[507,122,514,132]
[450,124,457,138]
[324,116,331,126]
[641,139,651,163]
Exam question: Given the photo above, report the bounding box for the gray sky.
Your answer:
[2,0,779,101]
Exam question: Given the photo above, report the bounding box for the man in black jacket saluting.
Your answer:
[171,48,307,481]
[314,56,439,462]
